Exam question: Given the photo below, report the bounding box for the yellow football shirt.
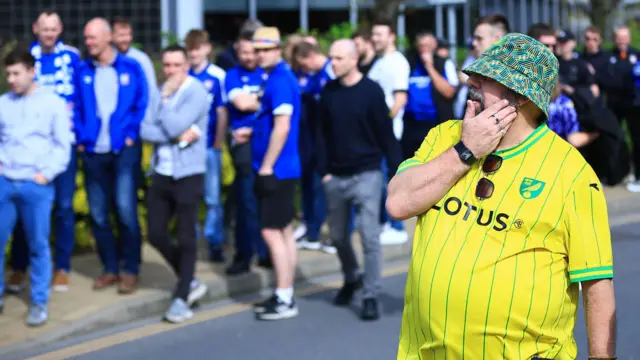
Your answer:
[396,120,613,360]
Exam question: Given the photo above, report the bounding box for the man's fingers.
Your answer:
[481,99,510,117]
[463,100,476,119]
[495,107,518,126]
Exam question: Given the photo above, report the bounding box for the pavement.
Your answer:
[1,185,640,358]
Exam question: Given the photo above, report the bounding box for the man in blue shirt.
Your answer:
[75,18,148,294]
[223,33,271,276]
[403,31,458,159]
[250,27,301,321]
[111,16,160,216]
[291,41,336,254]
[6,11,81,295]
[185,29,229,262]
[0,46,71,326]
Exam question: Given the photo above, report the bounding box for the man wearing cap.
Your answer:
[556,29,600,100]
[389,34,616,359]
[249,27,302,321]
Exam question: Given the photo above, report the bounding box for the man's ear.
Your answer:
[204,43,213,55]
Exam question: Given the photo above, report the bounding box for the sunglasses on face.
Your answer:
[475,154,503,200]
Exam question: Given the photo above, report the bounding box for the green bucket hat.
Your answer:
[462,33,559,119]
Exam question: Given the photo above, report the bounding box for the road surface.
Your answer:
[10,222,640,360]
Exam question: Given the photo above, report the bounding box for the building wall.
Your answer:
[0,0,162,53]
[203,0,463,12]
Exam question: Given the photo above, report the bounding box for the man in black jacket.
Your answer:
[608,25,640,191]
[316,39,402,321]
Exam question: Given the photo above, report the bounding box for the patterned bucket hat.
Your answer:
[462,33,559,119]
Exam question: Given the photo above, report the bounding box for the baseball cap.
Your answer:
[252,27,281,50]
[462,33,559,119]
[437,38,450,49]
[465,36,474,49]
[556,29,576,43]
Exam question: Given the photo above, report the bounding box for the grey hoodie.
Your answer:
[140,76,209,179]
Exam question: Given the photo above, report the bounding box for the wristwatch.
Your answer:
[453,141,477,165]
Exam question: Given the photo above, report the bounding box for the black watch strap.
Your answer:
[454,141,477,165]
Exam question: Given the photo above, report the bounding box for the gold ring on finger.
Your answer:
[500,129,506,137]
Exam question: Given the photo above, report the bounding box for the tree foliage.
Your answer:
[373,0,405,21]
[589,0,623,34]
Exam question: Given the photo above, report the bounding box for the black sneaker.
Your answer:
[253,294,278,314]
[0,296,4,314]
[256,297,298,321]
[361,298,379,321]
[225,256,250,275]
[257,257,273,269]
[209,246,225,263]
[334,276,364,306]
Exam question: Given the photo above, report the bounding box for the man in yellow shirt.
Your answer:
[388,33,616,360]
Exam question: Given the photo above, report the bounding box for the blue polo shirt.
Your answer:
[225,65,265,130]
[189,63,224,147]
[252,61,301,179]
[307,60,335,100]
[296,70,313,94]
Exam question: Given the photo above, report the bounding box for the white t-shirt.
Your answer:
[443,59,460,88]
[368,50,410,140]
[455,55,476,119]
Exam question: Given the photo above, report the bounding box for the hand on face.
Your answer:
[460,99,518,159]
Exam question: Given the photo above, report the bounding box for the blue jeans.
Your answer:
[301,170,327,241]
[234,171,268,260]
[11,148,78,272]
[204,148,224,247]
[82,145,142,275]
[0,177,55,305]
[380,157,404,231]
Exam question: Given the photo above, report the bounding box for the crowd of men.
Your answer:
[0,8,634,335]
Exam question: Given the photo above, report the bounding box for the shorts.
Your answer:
[254,174,297,229]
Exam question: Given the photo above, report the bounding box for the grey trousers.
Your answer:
[323,170,382,299]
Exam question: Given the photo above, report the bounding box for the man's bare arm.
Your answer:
[386,147,470,220]
[259,114,290,172]
[213,106,228,149]
[389,92,408,119]
[582,279,616,357]
[231,92,260,112]
[425,63,456,99]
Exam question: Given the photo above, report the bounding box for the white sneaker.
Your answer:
[625,173,636,184]
[187,280,208,306]
[302,240,322,251]
[380,225,408,245]
[626,180,640,193]
[293,223,308,241]
[321,241,337,254]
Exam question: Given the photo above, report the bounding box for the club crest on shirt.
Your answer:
[520,177,546,200]
[204,80,213,90]
[120,73,130,86]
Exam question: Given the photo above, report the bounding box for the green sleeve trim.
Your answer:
[396,159,422,175]
[570,273,614,283]
[569,266,613,276]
